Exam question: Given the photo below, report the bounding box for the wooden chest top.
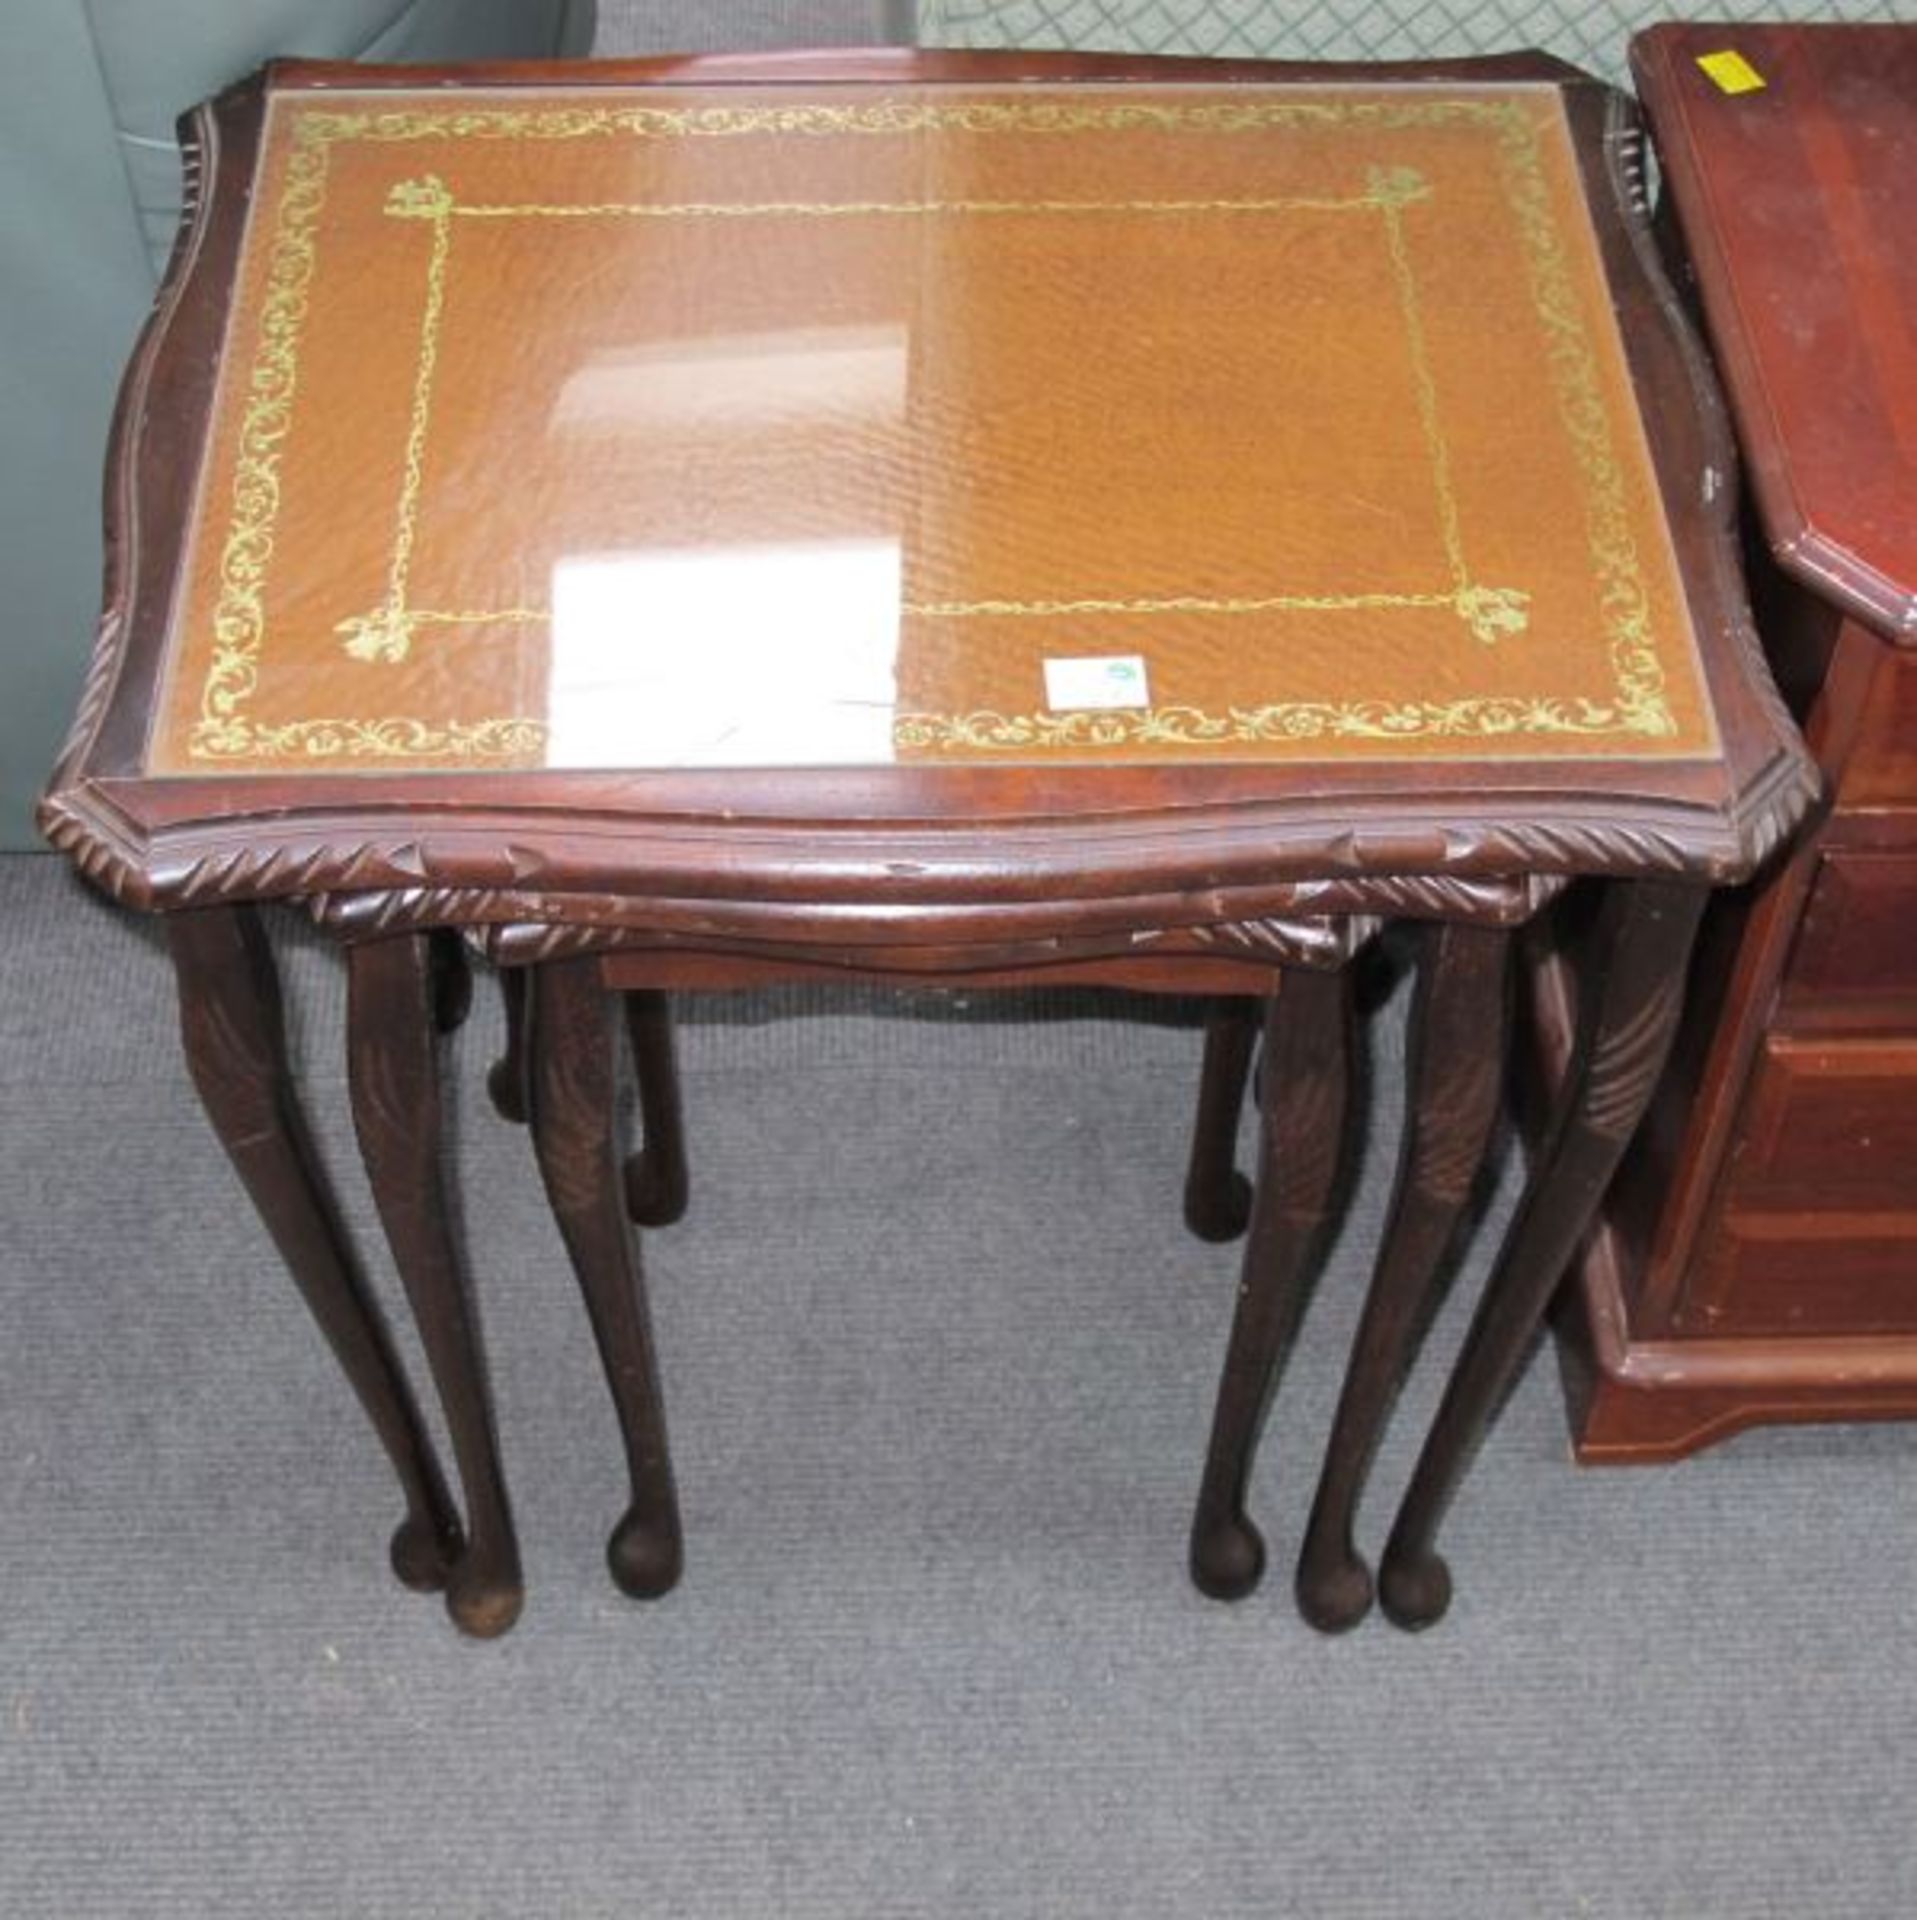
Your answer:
[1634,22,1917,644]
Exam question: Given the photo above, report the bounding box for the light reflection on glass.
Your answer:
[544,321,910,768]
[546,540,903,768]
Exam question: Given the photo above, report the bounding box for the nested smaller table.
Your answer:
[41,48,1814,1635]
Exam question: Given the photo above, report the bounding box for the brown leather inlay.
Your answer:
[149,82,1716,774]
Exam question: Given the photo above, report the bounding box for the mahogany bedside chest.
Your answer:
[1545,23,1917,1461]
[39,48,1812,1633]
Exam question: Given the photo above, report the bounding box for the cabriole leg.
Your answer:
[623,990,689,1227]
[1295,921,1511,1632]
[530,958,685,1601]
[1378,881,1708,1630]
[348,934,524,1638]
[1190,966,1352,1601]
[1183,997,1259,1243]
[168,905,462,1596]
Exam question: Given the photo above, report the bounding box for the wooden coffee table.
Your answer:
[41,49,1813,1635]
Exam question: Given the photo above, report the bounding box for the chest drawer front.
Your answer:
[1686,1036,1917,1336]
[1686,1223,1917,1339]
[1724,1036,1917,1214]
[1842,645,1917,811]
[1783,852,1917,1017]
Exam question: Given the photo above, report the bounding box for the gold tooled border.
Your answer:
[182,88,1685,767]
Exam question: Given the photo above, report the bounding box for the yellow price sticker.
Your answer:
[1696,49,1767,95]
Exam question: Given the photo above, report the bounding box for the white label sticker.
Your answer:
[1043,654,1151,712]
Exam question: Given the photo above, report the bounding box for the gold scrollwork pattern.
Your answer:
[194,132,333,759]
[892,696,1642,753]
[234,716,550,758]
[187,90,1680,764]
[1489,107,1673,737]
[284,97,1574,146]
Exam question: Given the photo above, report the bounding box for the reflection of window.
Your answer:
[545,542,903,769]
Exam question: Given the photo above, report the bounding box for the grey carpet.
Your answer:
[4,850,1916,1918]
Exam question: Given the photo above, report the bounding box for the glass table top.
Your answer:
[148,79,1717,777]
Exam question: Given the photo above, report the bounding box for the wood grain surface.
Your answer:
[1633,23,1917,641]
